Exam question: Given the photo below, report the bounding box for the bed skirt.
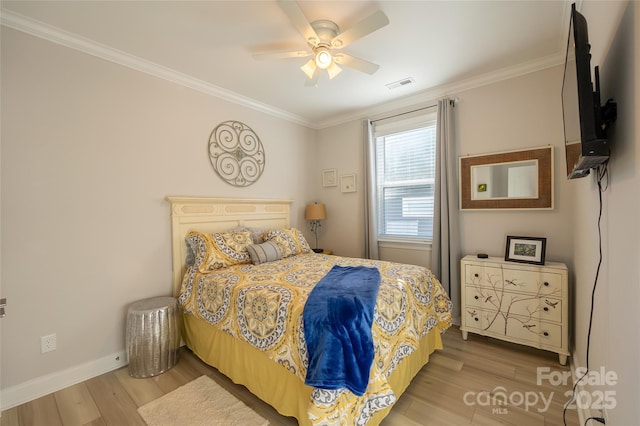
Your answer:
[182,311,444,425]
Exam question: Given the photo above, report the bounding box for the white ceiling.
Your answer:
[1,1,572,128]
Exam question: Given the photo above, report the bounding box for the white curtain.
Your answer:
[432,98,461,321]
[363,119,379,259]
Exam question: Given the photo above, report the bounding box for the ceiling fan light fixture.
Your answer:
[301,59,317,79]
[263,2,388,85]
[314,47,333,69]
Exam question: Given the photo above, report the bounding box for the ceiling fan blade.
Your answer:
[334,53,380,75]
[331,10,389,49]
[253,50,312,60]
[278,0,320,46]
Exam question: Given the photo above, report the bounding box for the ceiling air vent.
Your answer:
[385,77,415,90]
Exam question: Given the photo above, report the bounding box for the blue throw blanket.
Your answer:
[303,265,381,396]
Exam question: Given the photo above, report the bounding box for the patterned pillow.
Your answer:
[228,226,268,244]
[185,230,252,271]
[262,228,312,258]
[247,227,268,244]
[246,241,282,265]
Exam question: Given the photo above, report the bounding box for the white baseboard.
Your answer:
[569,349,607,425]
[1,351,127,411]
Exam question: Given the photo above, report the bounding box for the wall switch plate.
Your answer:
[41,334,56,353]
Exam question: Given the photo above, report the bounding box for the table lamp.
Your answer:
[305,202,327,253]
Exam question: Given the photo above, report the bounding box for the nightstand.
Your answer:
[126,296,181,378]
[312,248,333,255]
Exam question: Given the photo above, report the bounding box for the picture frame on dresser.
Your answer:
[505,235,546,265]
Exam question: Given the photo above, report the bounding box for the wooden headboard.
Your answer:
[165,196,293,296]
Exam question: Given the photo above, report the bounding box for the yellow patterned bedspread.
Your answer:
[179,253,452,425]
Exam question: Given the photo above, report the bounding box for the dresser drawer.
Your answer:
[462,308,563,349]
[464,287,486,308]
[465,263,563,296]
[464,264,502,286]
[502,317,563,349]
[461,306,484,331]
[502,268,563,296]
[463,288,562,323]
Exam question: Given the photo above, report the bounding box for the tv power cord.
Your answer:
[563,163,608,426]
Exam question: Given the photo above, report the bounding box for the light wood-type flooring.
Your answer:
[1,326,579,425]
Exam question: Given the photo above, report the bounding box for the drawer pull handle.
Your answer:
[543,282,550,287]
[474,273,479,278]
[543,331,549,337]
[474,317,479,322]
[543,307,549,312]
[474,295,479,300]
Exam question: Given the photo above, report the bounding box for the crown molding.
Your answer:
[0,9,314,128]
[315,52,565,129]
[2,8,566,131]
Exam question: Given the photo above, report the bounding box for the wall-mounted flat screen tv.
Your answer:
[562,3,615,179]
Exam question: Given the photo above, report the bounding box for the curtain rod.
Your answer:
[371,98,458,124]
[371,104,436,124]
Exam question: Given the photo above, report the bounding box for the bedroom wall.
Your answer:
[314,119,432,268]
[313,121,364,258]
[570,1,639,424]
[0,27,316,407]
[455,66,573,265]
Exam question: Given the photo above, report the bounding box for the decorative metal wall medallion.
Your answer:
[208,121,265,187]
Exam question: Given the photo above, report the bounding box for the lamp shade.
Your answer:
[305,203,327,220]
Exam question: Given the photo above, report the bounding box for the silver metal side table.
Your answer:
[126,296,180,378]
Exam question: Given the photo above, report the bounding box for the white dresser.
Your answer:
[460,255,569,364]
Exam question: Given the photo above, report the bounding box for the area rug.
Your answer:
[137,375,269,426]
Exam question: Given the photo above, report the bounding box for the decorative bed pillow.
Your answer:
[185,230,252,271]
[248,227,268,244]
[228,226,268,244]
[262,228,312,258]
[246,241,282,265]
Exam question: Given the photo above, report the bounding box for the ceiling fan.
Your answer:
[254,0,389,86]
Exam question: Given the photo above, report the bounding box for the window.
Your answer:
[374,116,437,241]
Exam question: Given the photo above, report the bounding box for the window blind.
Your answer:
[374,116,437,240]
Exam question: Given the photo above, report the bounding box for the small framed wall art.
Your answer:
[322,169,337,187]
[505,236,546,265]
[340,173,357,193]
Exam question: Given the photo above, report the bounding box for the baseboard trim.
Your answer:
[1,351,127,411]
[569,349,607,425]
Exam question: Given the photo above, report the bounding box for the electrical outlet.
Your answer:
[41,334,56,353]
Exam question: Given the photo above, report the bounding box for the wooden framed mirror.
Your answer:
[459,146,553,210]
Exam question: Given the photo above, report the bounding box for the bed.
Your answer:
[166,196,452,425]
